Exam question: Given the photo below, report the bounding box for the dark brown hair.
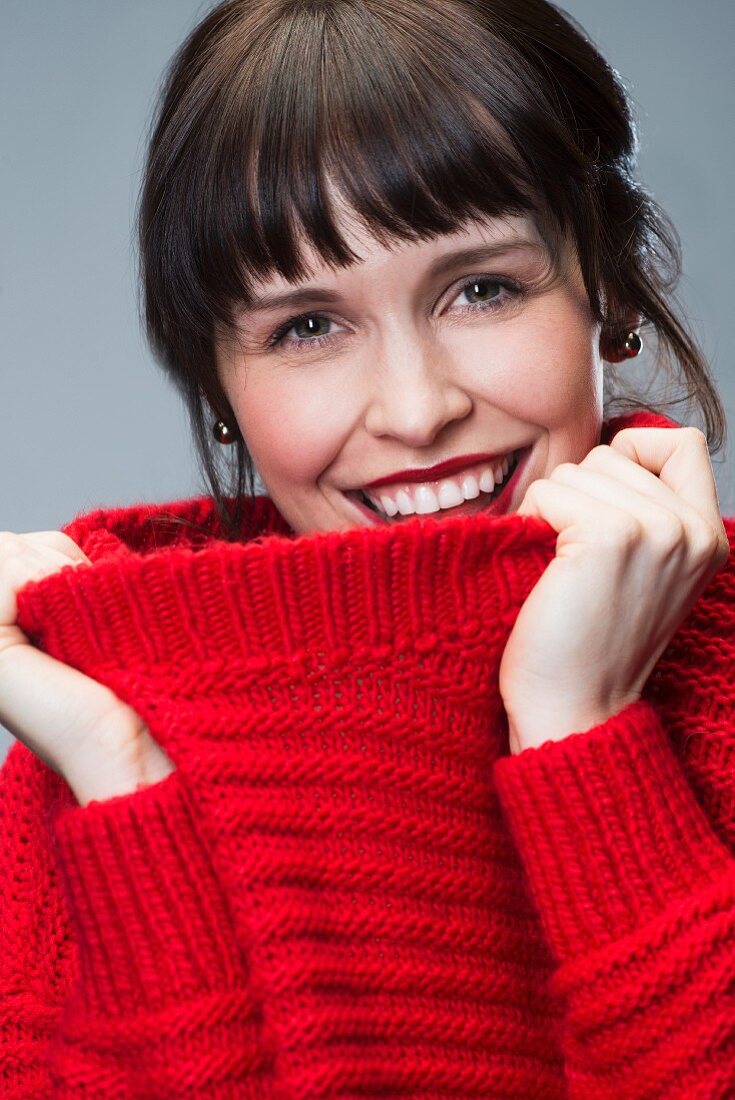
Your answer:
[137,0,727,541]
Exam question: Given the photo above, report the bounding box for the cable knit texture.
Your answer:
[1,410,734,1098]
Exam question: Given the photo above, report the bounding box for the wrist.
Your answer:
[65,721,176,807]
[506,699,632,755]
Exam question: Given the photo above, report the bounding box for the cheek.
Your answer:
[469,303,600,426]
[231,373,355,484]
[512,350,600,425]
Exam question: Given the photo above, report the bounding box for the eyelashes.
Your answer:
[263,275,526,354]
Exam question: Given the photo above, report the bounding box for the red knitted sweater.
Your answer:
[2,410,734,1099]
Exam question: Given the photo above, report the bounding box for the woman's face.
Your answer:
[215,205,608,535]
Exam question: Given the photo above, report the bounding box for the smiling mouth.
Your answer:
[344,447,528,524]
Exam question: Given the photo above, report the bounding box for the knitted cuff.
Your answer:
[49,767,250,1017]
[492,699,734,963]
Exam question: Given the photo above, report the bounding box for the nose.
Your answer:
[363,332,473,446]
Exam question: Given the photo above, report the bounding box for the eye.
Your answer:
[290,316,332,340]
[264,274,525,353]
[449,276,521,313]
[266,312,343,352]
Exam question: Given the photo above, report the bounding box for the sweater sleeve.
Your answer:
[0,743,72,1098]
[492,698,735,1099]
[46,765,281,1098]
[4,757,278,1099]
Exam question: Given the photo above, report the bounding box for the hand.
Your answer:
[0,530,174,803]
[498,427,730,754]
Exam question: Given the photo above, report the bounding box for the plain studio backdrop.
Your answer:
[1,1,733,763]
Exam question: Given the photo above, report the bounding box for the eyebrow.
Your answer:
[239,238,542,316]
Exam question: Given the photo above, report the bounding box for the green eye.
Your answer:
[463,279,503,304]
[292,316,331,340]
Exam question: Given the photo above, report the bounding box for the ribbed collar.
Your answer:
[15,411,681,673]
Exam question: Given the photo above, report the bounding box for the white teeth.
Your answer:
[395,489,415,516]
[414,484,441,515]
[438,480,464,509]
[379,494,399,517]
[459,474,480,500]
[478,468,495,493]
[361,450,519,518]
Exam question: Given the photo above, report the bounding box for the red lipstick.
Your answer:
[362,451,514,490]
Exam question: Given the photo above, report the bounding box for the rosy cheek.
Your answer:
[238,390,338,485]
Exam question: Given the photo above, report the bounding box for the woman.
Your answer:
[1,0,733,1096]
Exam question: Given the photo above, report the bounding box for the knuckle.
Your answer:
[53,532,80,553]
[614,516,644,547]
[693,523,728,563]
[0,530,85,585]
[653,516,687,553]
[29,530,86,561]
[520,482,537,508]
[533,475,557,494]
[584,444,610,462]
[578,446,612,474]
[683,425,708,448]
[549,461,577,479]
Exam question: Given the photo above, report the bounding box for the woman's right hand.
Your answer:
[0,530,160,799]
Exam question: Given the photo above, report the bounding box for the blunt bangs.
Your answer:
[139,0,594,358]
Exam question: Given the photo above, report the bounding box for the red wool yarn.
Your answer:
[2,410,734,1098]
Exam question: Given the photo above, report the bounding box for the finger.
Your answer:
[0,548,84,631]
[549,463,696,536]
[516,475,683,555]
[580,445,690,513]
[515,477,723,642]
[0,642,127,778]
[547,462,699,550]
[21,531,91,564]
[608,427,723,526]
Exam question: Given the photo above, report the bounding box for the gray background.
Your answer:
[2,1,733,763]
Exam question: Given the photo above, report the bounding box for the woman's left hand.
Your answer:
[499,427,730,755]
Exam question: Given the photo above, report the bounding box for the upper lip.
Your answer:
[362,450,518,490]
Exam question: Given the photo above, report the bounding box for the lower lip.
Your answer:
[344,447,532,526]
